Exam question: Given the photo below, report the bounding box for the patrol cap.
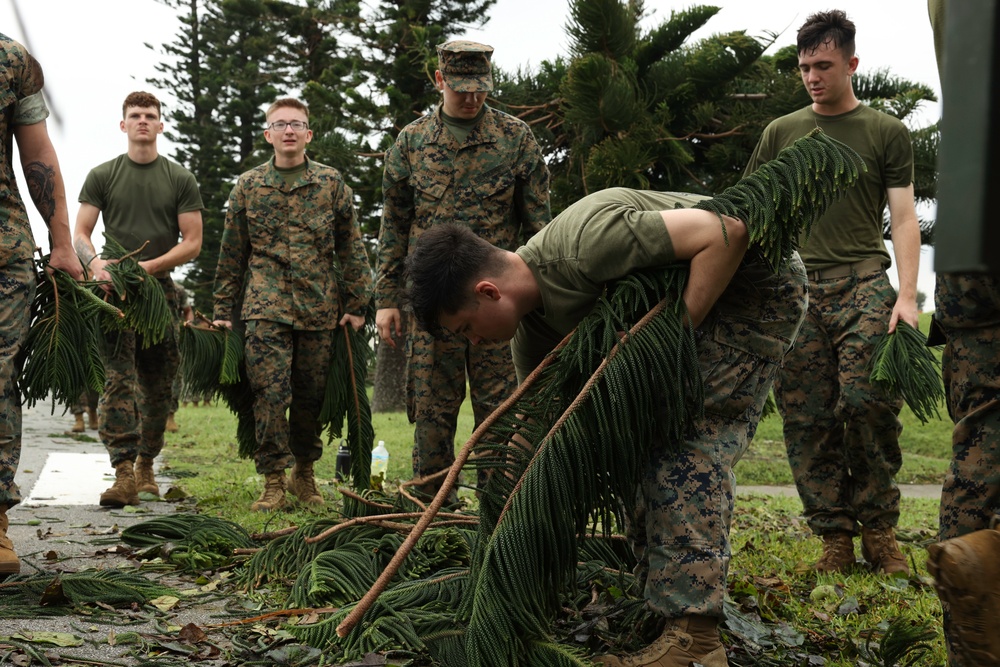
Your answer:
[437,40,494,93]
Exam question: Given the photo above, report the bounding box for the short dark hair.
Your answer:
[797,10,856,59]
[404,224,504,335]
[122,91,162,118]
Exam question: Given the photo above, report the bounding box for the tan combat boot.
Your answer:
[134,456,159,496]
[0,507,20,576]
[88,407,99,430]
[71,413,85,433]
[815,531,856,573]
[593,615,728,667]
[861,526,909,575]
[251,472,287,512]
[288,460,324,507]
[165,412,179,433]
[927,528,1000,664]
[100,460,140,507]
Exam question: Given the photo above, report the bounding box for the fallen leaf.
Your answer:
[8,631,84,647]
[150,595,181,612]
[178,623,207,643]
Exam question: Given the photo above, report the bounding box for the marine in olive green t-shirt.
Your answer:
[78,154,203,261]
[744,104,913,271]
[511,187,704,380]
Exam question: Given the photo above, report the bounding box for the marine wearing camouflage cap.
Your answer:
[436,40,493,93]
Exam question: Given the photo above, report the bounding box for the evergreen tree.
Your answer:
[149,0,282,314]
[492,0,938,225]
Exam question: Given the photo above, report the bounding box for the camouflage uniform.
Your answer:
[775,269,905,534]
[214,157,371,474]
[376,43,550,492]
[0,34,50,509]
[746,102,915,543]
[936,273,1000,540]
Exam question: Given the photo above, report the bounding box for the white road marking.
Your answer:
[23,452,119,506]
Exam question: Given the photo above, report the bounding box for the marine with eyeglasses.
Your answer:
[212,97,372,512]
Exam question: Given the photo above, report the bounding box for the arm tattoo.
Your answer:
[74,238,97,266]
[24,160,56,224]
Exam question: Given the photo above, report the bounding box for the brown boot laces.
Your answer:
[864,529,905,566]
[135,459,157,492]
[292,465,321,500]
[817,534,854,570]
[254,474,286,510]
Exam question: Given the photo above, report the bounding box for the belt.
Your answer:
[806,258,885,282]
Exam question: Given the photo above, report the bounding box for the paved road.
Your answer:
[3,404,227,665]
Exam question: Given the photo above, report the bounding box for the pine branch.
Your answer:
[99,235,173,347]
[694,127,867,270]
[319,302,377,514]
[869,320,944,423]
[19,259,122,410]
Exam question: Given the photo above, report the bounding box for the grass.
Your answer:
[160,365,952,665]
[154,312,950,664]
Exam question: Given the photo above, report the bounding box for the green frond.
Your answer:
[290,567,471,660]
[566,0,638,60]
[855,617,938,666]
[320,303,377,512]
[177,322,256,457]
[634,5,721,76]
[120,514,254,572]
[694,128,867,270]
[457,268,696,667]
[869,321,944,423]
[562,53,643,146]
[1,569,175,609]
[99,234,173,347]
[178,323,245,393]
[19,262,119,410]
[239,520,374,588]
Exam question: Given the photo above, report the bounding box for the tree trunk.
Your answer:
[371,338,406,413]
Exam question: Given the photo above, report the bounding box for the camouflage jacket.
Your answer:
[1,34,47,267]
[375,104,550,309]
[213,157,371,330]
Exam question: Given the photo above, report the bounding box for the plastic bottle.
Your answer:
[334,440,351,482]
[371,440,389,490]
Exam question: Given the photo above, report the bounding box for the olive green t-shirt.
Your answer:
[511,187,698,381]
[441,105,487,145]
[275,160,308,189]
[745,104,913,271]
[79,154,204,261]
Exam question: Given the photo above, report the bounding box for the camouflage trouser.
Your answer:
[406,312,518,494]
[935,272,1000,541]
[775,268,903,535]
[629,256,807,619]
[0,260,34,510]
[99,278,180,466]
[244,320,333,475]
[72,388,99,415]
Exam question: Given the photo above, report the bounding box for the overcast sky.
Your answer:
[3,0,940,303]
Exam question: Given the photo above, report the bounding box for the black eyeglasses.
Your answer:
[268,120,309,132]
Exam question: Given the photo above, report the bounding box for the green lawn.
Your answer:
[156,310,952,666]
